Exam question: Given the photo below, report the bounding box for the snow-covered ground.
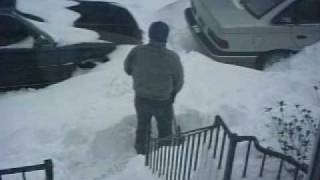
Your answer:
[1,0,319,180]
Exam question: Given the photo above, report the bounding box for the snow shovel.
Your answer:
[172,109,180,135]
[172,107,184,145]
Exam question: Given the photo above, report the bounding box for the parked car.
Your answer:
[69,0,142,44]
[0,0,142,91]
[185,0,320,69]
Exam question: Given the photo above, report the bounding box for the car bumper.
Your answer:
[184,8,259,67]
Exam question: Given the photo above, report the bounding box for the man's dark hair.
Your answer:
[148,21,169,43]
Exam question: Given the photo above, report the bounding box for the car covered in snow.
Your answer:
[185,0,320,69]
[0,0,142,90]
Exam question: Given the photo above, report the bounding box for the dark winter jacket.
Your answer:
[124,41,184,101]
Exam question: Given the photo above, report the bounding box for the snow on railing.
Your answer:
[0,159,53,180]
[145,116,308,180]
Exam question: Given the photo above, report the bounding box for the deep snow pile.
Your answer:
[17,0,100,45]
[16,0,179,45]
[1,0,319,179]
[1,44,319,179]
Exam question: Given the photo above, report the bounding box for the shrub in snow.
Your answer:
[265,97,320,164]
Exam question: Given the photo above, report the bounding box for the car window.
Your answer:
[295,0,320,24]
[241,0,285,18]
[0,0,15,8]
[274,0,320,24]
[272,3,296,24]
[0,15,30,46]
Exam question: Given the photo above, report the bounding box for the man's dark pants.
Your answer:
[134,96,173,154]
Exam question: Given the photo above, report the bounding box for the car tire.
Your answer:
[77,56,110,69]
[255,51,292,70]
[78,61,97,69]
[94,56,110,63]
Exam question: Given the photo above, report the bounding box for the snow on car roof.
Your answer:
[16,0,101,46]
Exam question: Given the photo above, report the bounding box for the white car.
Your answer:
[185,0,320,69]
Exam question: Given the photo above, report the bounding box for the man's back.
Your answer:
[125,42,183,100]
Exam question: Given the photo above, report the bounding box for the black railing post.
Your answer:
[162,144,168,177]
[22,172,26,180]
[223,133,238,180]
[169,138,177,180]
[153,140,158,174]
[194,132,202,171]
[155,139,160,173]
[145,135,150,166]
[203,130,207,144]
[150,140,155,170]
[44,159,53,180]
[178,137,186,180]
[242,140,252,178]
[183,135,191,180]
[158,142,164,177]
[218,131,227,169]
[277,160,284,180]
[187,134,196,180]
[259,154,267,177]
[213,126,220,158]
[173,140,180,180]
[165,137,173,180]
[208,128,214,149]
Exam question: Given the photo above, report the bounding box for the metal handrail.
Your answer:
[0,159,53,180]
[237,136,309,173]
[145,115,309,180]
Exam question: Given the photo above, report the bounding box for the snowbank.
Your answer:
[16,0,178,45]
[1,42,319,179]
[17,0,100,45]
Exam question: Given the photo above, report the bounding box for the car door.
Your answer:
[0,14,41,90]
[290,0,320,48]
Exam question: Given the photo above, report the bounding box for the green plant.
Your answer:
[265,100,319,163]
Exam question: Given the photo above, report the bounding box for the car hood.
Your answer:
[34,21,107,46]
[200,0,264,30]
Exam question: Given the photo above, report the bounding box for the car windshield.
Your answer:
[240,0,285,18]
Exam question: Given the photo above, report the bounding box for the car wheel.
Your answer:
[78,61,97,69]
[94,56,110,63]
[255,51,291,70]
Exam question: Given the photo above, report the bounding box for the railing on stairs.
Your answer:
[0,159,53,180]
[145,116,308,180]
